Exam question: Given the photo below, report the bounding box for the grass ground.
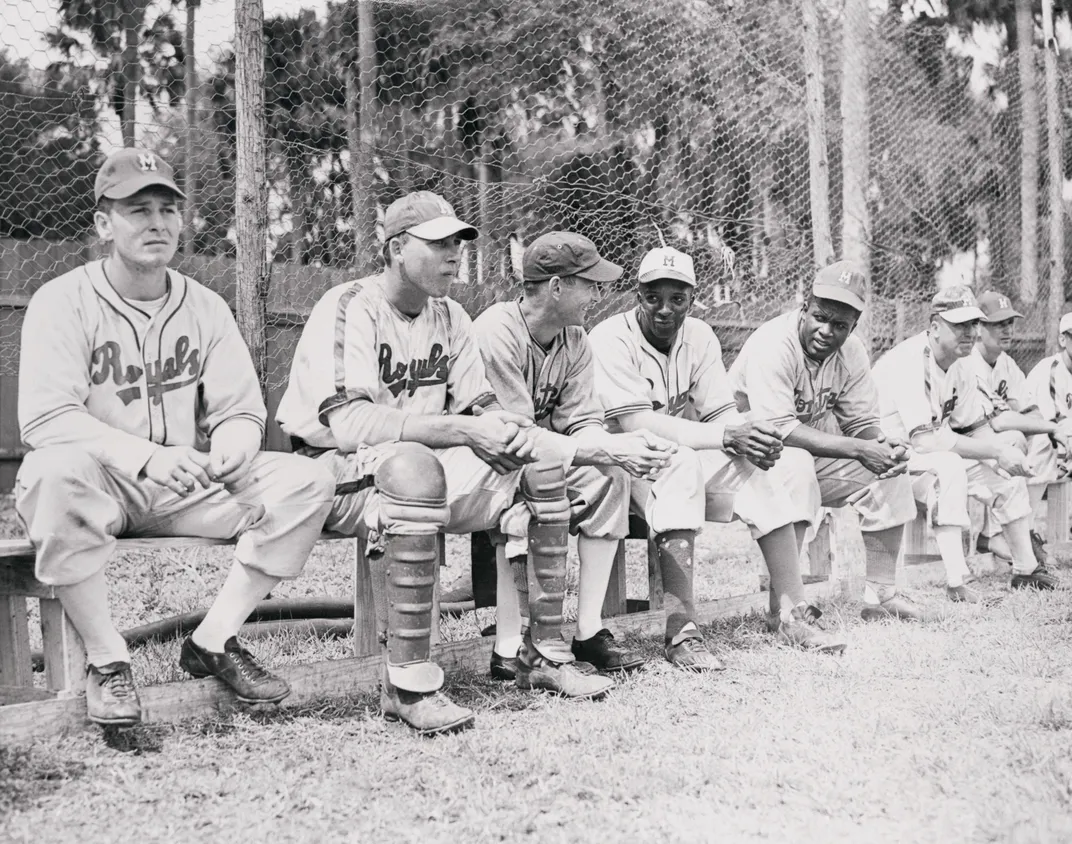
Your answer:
[4,495,1072,842]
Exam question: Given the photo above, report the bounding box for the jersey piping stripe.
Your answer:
[699,402,736,423]
[94,288,143,354]
[332,283,363,395]
[604,401,653,419]
[1050,358,1060,422]
[154,274,189,446]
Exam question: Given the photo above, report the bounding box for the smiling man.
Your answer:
[729,262,921,618]
[15,148,336,727]
[588,246,847,665]
[872,285,1057,595]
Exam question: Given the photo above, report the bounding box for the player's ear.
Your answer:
[548,276,562,297]
[94,207,113,244]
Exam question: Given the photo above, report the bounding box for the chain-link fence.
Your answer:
[1,0,1069,474]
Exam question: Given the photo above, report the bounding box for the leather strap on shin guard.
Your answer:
[383,531,444,693]
[520,460,573,663]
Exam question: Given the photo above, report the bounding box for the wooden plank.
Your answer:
[1046,481,1070,551]
[0,555,56,599]
[601,541,629,619]
[39,598,85,695]
[646,536,664,610]
[0,595,33,687]
[807,515,833,579]
[0,580,833,744]
[353,537,378,657]
[0,685,54,705]
[902,517,941,567]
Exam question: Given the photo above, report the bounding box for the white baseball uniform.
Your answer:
[872,332,1030,529]
[588,309,794,539]
[473,301,629,540]
[728,310,915,532]
[15,261,334,586]
[1024,353,1072,485]
[276,274,521,539]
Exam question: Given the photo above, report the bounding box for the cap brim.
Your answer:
[937,306,986,324]
[638,268,696,286]
[407,217,478,241]
[575,256,623,283]
[982,308,1023,322]
[812,284,865,312]
[101,174,186,201]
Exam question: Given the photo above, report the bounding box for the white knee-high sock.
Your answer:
[1003,516,1040,575]
[494,545,524,658]
[575,535,618,641]
[56,569,129,667]
[1029,483,1047,515]
[934,525,971,588]
[191,558,280,652]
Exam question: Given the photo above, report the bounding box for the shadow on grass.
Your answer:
[0,747,87,815]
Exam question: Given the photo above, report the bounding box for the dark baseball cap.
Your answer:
[977,291,1024,322]
[812,261,867,312]
[522,232,623,283]
[383,191,477,241]
[95,148,185,203]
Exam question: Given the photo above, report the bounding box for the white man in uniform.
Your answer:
[15,149,337,727]
[729,262,926,617]
[474,231,678,677]
[589,246,847,668]
[969,292,1072,564]
[872,285,1058,594]
[277,192,614,736]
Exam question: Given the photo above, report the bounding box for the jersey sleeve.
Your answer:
[445,303,498,415]
[832,339,881,437]
[198,294,268,436]
[875,346,935,439]
[315,292,383,425]
[590,323,654,419]
[474,310,537,419]
[17,281,158,477]
[550,335,605,435]
[732,330,801,436]
[689,327,741,424]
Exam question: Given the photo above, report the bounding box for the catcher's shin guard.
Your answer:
[374,444,449,693]
[520,460,574,663]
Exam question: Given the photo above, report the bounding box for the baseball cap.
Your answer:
[811,261,866,312]
[1060,313,1072,335]
[977,291,1024,322]
[383,191,477,241]
[522,231,623,283]
[638,246,696,286]
[931,284,985,324]
[94,148,185,203]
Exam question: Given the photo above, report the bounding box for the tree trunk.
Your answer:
[1043,0,1063,353]
[182,0,199,255]
[120,0,145,146]
[841,0,871,353]
[802,0,832,270]
[348,0,378,274]
[234,0,269,395]
[1018,0,1040,303]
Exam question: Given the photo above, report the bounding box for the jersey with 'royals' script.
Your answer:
[587,309,741,429]
[728,309,880,437]
[276,274,497,450]
[473,301,604,435]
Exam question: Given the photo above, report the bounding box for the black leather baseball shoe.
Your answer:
[86,662,142,726]
[180,636,290,704]
[571,629,646,672]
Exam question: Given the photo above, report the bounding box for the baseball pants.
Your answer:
[15,446,336,586]
[908,449,1031,530]
[1026,433,1064,488]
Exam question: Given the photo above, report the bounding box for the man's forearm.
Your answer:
[950,433,1002,461]
[782,423,863,460]
[614,410,726,451]
[211,417,263,460]
[329,401,474,451]
[990,410,1056,438]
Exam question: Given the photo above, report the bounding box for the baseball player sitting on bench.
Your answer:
[15,149,336,727]
[589,245,847,669]
[872,285,1057,595]
[277,192,614,737]
[729,262,924,618]
[967,292,1070,566]
[474,231,677,677]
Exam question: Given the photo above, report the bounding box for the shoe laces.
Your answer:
[228,646,272,684]
[101,668,136,699]
[675,636,708,655]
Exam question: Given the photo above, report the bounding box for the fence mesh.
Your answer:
[0,0,1069,400]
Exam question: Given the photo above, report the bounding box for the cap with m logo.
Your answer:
[94,147,185,203]
[638,246,696,286]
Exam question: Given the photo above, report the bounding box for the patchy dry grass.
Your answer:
[4,495,1072,841]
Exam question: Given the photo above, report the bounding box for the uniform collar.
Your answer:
[87,259,187,324]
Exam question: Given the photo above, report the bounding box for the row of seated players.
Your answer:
[13,149,1067,736]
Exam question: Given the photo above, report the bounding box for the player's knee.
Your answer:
[923,451,967,481]
[520,459,570,522]
[18,447,104,493]
[291,455,337,504]
[375,443,448,527]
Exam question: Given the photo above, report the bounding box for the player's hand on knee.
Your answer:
[143,447,213,496]
[465,416,534,474]
[723,420,783,466]
[209,449,254,489]
[855,440,905,478]
[996,446,1032,478]
[612,430,676,480]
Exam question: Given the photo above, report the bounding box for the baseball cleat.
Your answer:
[946,583,991,604]
[1011,565,1060,591]
[86,662,142,726]
[489,650,518,681]
[380,685,475,736]
[665,635,725,672]
[515,645,614,699]
[772,604,847,654]
[571,629,646,672]
[860,591,931,622]
[179,636,290,704]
